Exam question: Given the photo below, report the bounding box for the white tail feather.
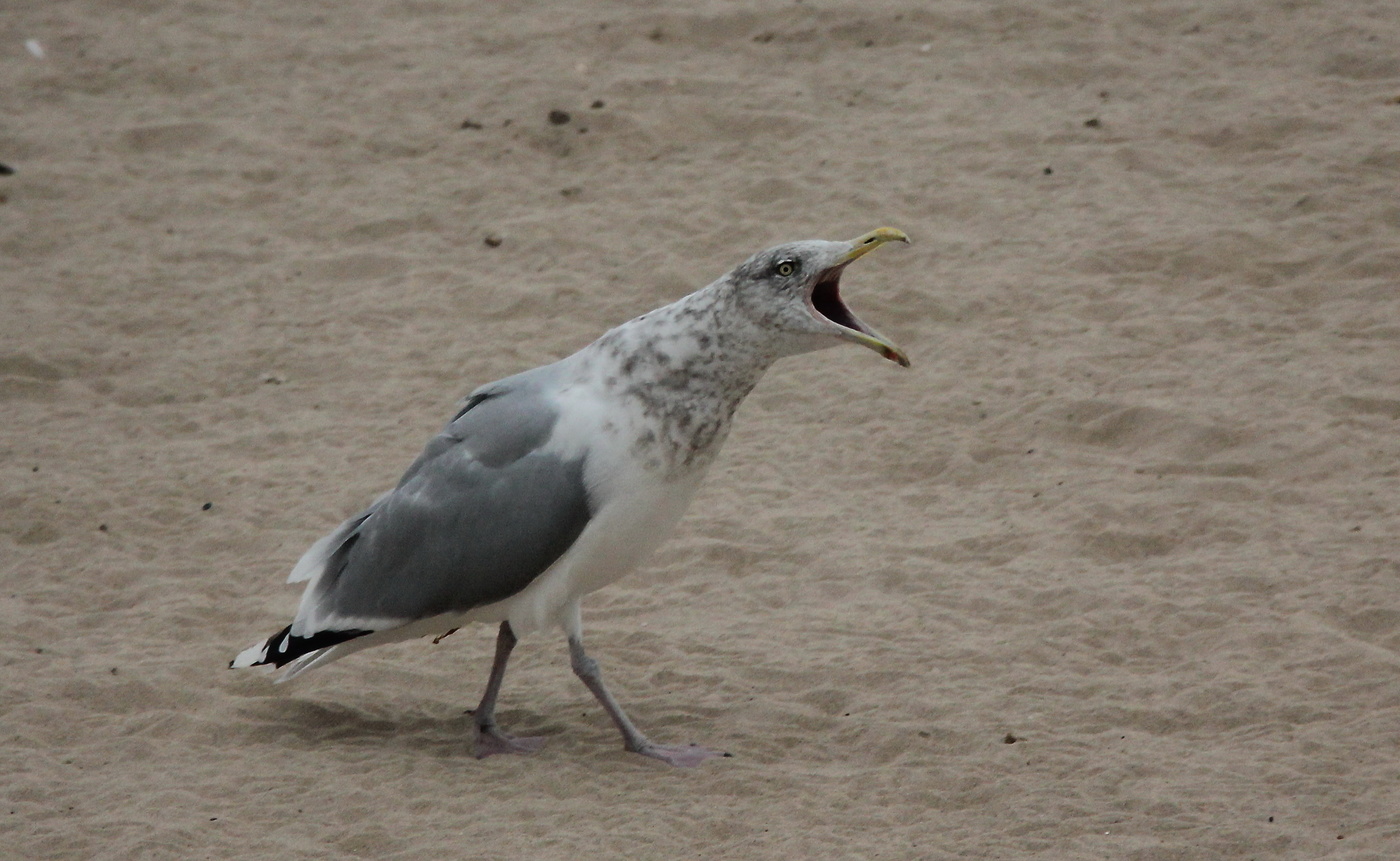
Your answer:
[230,641,272,669]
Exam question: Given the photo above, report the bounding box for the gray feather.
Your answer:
[310,377,591,622]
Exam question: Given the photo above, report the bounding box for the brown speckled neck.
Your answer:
[581,277,784,477]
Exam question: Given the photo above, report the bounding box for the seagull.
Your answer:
[231,227,911,766]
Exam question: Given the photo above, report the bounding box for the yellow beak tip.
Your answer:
[844,227,911,261]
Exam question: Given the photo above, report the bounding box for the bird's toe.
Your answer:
[474,727,547,759]
[633,742,731,768]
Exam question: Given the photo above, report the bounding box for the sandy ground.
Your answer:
[4,0,1400,858]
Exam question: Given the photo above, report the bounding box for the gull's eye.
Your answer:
[774,259,797,278]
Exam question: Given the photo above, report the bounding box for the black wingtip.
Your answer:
[257,624,373,668]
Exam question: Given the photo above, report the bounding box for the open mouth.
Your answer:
[802,227,911,367]
[810,265,857,329]
[809,263,868,333]
[806,259,910,367]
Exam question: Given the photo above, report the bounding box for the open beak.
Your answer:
[807,227,911,367]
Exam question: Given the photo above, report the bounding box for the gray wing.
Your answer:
[308,370,592,623]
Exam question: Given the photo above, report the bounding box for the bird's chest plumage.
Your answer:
[517,350,744,605]
[623,378,743,477]
[587,328,770,480]
[489,292,776,629]
[502,393,710,632]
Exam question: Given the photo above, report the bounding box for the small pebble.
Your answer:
[590,99,605,109]
[459,118,484,130]
[201,502,213,511]
[547,109,571,126]
[483,233,503,248]
[1084,117,1101,128]
[0,163,13,176]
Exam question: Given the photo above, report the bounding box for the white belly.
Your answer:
[488,466,706,636]
[467,372,711,635]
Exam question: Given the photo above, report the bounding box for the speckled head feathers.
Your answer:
[727,228,911,367]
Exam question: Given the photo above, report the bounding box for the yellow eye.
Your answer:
[775,260,796,277]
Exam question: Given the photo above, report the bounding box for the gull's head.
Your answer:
[728,227,911,367]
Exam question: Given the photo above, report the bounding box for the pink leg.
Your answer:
[568,636,730,767]
[470,622,546,758]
